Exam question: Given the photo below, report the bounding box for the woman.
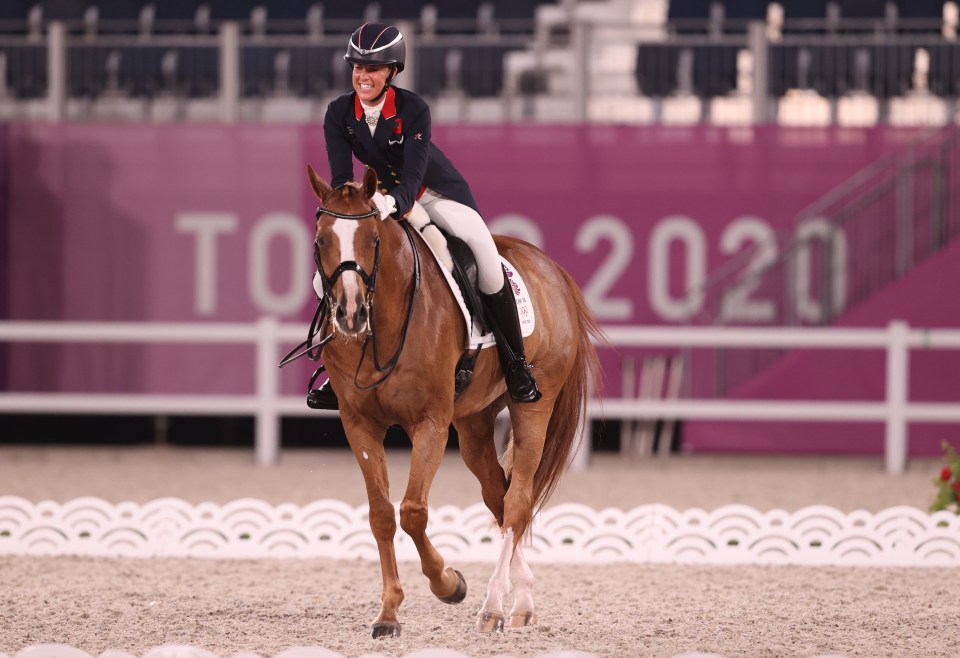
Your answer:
[308,22,541,410]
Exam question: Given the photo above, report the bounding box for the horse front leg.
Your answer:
[399,418,468,605]
[341,414,404,638]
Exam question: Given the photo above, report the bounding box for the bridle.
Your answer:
[313,205,382,321]
[278,193,422,394]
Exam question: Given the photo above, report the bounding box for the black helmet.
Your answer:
[344,23,405,73]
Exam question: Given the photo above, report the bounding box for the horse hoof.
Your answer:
[510,611,538,627]
[371,622,401,639]
[438,569,467,605]
[477,612,505,633]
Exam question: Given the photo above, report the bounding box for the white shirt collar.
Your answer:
[360,96,386,117]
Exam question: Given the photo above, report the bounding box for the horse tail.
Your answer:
[526,266,606,532]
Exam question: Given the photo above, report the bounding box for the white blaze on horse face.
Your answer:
[332,218,363,329]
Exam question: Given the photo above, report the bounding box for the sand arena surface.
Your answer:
[0,445,958,657]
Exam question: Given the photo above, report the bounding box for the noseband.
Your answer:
[279,197,422,395]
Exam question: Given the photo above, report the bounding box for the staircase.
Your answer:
[682,124,960,454]
[703,123,960,396]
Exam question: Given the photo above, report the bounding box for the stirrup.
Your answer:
[306,380,339,410]
[506,358,542,403]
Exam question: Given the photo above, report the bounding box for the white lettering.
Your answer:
[576,215,634,320]
[648,216,706,322]
[793,218,848,323]
[248,213,311,315]
[719,217,777,323]
[175,212,238,316]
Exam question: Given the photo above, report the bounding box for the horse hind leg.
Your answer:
[475,488,539,632]
[478,405,551,631]
[455,408,508,526]
[477,527,515,632]
[508,544,537,627]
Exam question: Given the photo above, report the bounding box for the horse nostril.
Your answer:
[357,305,368,328]
[335,304,347,326]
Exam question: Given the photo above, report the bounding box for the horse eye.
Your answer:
[317,236,326,246]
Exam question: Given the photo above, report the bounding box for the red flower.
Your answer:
[941,467,952,482]
[953,481,960,492]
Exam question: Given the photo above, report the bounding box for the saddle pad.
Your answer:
[415,230,535,350]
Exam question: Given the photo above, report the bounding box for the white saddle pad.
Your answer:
[415,234,535,350]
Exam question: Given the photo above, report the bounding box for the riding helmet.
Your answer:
[344,23,406,73]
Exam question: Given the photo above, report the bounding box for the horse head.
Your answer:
[308,164,381,337]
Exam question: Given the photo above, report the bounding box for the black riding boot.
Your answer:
[306,379,339,410]
[481,268,542,403]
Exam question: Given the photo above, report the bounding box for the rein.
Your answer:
[351,219,420,390]
[278,197,421,394]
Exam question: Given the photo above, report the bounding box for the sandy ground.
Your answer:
[0,445,958,658]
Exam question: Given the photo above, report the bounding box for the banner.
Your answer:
[308,124,918,327]
[5,123,308,394]
[3,123,954,453]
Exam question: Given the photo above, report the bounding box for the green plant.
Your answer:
[930,440,960,513]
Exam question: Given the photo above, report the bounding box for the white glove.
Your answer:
[372,192,397,220]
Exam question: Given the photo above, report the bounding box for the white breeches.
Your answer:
[418,189,504,294]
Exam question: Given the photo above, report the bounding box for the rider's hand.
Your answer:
[372,192,397,220]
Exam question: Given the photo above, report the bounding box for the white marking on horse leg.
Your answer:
[508,545,537,626]
[478,527,514,631]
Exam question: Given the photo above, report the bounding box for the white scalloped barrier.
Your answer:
[0,496,957,566]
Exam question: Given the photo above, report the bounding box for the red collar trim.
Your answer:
[354,86,397,121]
[382,87,397,119]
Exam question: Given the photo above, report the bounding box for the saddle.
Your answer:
[426,225,488,399]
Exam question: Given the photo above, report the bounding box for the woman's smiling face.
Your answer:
[352,64,391,103]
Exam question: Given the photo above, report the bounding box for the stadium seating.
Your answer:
[1,0,959,125]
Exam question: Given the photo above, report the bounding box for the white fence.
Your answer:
[1,319,959,473]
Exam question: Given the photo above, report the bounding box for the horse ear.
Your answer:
[307,164,332,201]
[361,167,378,199]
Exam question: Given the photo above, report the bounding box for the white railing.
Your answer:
[1,319,959,473]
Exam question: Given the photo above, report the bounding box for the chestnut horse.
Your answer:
[305,165,603,637]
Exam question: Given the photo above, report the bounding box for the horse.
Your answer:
[304,164,603,637]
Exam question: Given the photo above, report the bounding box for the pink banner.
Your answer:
[682,239,960,455]
[3,123,955,454]
[308,124,918,327]
[6,123,310,394]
